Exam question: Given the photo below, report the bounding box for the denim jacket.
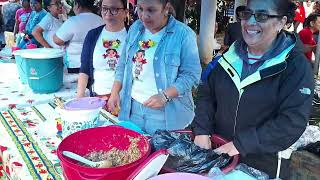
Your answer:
[115,16,201,130]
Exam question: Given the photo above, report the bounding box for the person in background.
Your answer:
[299,13,320,64]
[59,0,72,21]
[77,0,128,99]
[293,1,305,33]
[2,0,22,32]
[53,0,104,74]
[224,6,246,48]
[192,0,314,178]
[313,1,320,14]
[17,0,47,49]
[212,22,221,55]
[32,0,63,48]
[108,0,201,135]
[167,0,176,17]
[304,0,315,18]
[14,0,32,44]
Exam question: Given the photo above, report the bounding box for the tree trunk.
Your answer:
[173,0,186,23]
[199,0,217,64]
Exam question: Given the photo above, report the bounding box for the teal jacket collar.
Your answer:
[219,32,297,91]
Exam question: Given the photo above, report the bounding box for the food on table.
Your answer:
[80,137,141,168]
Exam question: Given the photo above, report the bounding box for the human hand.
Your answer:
[76,92,84,99]
[143,93,166,109]
[194,135,212,149]
[107,93,120,113]
[214,141,239,156]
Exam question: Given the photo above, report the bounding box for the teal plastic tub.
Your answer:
[13,50,28,84]
[20,48,65,93]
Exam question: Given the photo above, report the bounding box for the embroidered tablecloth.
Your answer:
[0,102,118,180]
[0,63,79,111]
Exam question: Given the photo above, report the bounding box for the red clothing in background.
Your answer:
[294,5,306,23]
[299,27,316,61]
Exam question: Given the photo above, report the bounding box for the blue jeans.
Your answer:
[129,98,165,135]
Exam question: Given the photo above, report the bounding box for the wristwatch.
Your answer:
[162,91,171,102]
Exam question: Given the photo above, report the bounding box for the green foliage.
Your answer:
[66,0,75,16]
[185,0,201,33]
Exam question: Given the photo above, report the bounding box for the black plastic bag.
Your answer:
[151,130,231,173]
[300,141,320,156]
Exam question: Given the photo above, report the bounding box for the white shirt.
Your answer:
[131,28,166,104]
[304,2,315,17]
[92,27,127,95]
[38,13,63,49]
[55,12,104,68]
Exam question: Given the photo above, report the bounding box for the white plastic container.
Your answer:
[57,97,105,138]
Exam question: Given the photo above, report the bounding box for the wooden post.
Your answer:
[199,0,217,64]
[127,1,129,24]
[315,33,320,76]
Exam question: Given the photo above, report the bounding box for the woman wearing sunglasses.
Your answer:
[192,0,314,178]
[107,0,201,135]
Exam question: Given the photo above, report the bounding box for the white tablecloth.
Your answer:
[0,63,79,110]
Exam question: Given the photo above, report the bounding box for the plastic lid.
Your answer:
[149,173,211,180]
[64,97,106,110]
[129,150,169,180]
[13,49,31,56]
[19,48,65,59]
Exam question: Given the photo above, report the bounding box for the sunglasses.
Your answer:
[238,10,283,23]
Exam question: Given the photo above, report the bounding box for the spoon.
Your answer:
[62,151,112,168]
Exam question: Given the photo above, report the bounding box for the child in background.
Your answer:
[17,0,47,49]
[32,0,63,48]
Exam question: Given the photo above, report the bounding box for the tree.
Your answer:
[169,0,187,23]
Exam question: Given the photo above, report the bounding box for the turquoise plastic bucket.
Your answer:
[15,55,28,84]
[20,48,65,93]
[13,50,29,84]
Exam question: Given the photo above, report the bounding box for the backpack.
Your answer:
[201,55,221,83]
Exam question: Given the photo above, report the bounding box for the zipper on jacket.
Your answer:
[223,53,289,137]
[233,89,244,136]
